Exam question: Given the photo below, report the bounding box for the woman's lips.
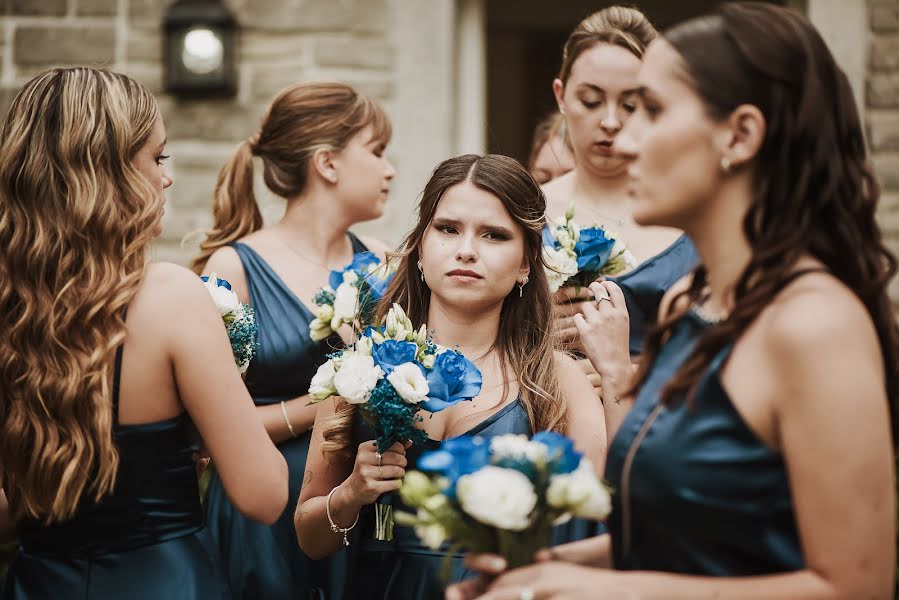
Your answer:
[446,269,483,282]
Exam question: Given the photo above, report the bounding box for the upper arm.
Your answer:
[157,265,286,521]
[356,235,392,262]
[202,246,249,304]
[766,290,893,595]
[298,397,354,505]
[556,352,607,472]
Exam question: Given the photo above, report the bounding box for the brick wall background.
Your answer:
[0,0,897,305]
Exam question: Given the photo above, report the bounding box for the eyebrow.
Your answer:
[432,216,516,237]
[577,83,641,96]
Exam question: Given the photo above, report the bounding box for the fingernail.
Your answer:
[490,557,506,571]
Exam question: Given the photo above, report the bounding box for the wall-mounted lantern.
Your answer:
[164,0,238,97]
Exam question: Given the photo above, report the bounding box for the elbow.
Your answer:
[235,454,289,525]
[294,503,329,560]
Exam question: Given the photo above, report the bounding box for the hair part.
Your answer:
[190,82,392,273]
[557,5,657,84]
[0,67,161,523]
[321,154,566,457]
[631,3,899,440]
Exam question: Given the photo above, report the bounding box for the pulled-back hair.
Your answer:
[321,155,564,458]
[557,5,657,84]
[632,3,899,438]
[191,81,391,273]
[0,68,161,523]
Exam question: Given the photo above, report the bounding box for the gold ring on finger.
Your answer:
[375,452,382,467]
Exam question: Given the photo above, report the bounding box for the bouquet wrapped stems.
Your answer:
[373,493,395,541]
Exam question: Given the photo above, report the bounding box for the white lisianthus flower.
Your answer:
[342,270,359,286]
[309,360,338,401]
[387,362,430,404]
[546,459,611,521]
[490,434,548,462]
[317,303,334,322]
[414,517,448,550]
[355,335,373,356]
[543,247,579,293]
[555,227,574,251]
[333,353,384,404]
[457,466,537,531]
[332,281,359,323]
[309,318,333,342]
[203,273,240,316]
[420,353,436,369]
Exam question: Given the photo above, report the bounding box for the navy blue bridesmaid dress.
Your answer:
[2,345,230,599]
[203,234,368,600]
[604,272,820,572]
[343,399,530,600]
[609,235,699,355]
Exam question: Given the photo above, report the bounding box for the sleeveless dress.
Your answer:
[203,234,369,600]
[343,399,530,600]
[2,345,230,599]
[609,235,699,356]
[603,272,823,573]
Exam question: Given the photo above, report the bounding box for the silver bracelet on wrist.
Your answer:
[280,400,297,438]
[326,487,359,547]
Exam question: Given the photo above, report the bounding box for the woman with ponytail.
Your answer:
[450,3,898,599]
[0,68,287,599]
[192,81,395,600]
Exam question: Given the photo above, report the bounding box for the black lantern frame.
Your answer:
[164,0,238,98]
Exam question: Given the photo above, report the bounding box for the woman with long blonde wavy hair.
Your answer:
[0,67,287,599]
[295,154,606,600]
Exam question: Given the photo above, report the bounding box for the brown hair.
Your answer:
[321,155,565,457]
[557,5,657,84]
[191,82,391,273]
[527,111,570,173]
[632,3,899,438]
[0,68,161,523]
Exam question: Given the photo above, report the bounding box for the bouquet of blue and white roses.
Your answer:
[202,273,258,374]
[396,432,611,569]
[542,205,636,293]
[309,251,396,342]
[308,302,483,539]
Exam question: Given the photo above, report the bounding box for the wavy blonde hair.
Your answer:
[321,155,565,458]
[0,68,161,523]
[190,82,391,273]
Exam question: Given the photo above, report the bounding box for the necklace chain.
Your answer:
[578,203,627,228]
[276,235,336,271]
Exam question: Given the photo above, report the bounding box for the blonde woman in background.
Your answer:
[0,67,287,600]
[527,112,575,185]
[192,82,395,600]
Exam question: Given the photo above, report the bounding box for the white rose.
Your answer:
[490,434,548,462]
[333,352,384,404]
[457,466,537,531]
[203,273,240,316]
[543,247,578,293]
[387,362,430,404]
[546,459,611,521]
[332,281,359,322]
[309,360,338,401]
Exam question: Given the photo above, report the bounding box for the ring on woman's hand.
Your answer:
[519,588,536,600]
[375,451,382,467]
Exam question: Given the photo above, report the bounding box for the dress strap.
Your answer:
[347,231,370,254]
[111,343,123,426]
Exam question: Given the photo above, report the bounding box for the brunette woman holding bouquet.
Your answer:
[450,3,898,599]
[295,154,606,599]
[0,68,287,599]
[191,82,394,600]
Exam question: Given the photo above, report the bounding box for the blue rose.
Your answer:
[532,431,581,474]
[422,350,483,412]
[541,224,558,249]
[363,270,392,302]
[574,227,615,273]
[418,436,490,497]
[329,251,381,290]
[371,339,418,374]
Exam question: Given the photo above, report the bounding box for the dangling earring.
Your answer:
[558,106,566,115]
[518,275,529,298]
[720,156,732,174]
[417,260,424,282]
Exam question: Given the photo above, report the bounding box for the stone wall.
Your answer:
[869,0,899,305]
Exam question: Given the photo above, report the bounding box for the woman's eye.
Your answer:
[436,224,457,234]
[156,154,170,165]
[484,231,508,241]
[581,99,601,110]
[622,102,637,113]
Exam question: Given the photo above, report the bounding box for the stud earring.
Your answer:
[720,156,732,174]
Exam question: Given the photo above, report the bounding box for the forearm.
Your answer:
[295,482,365,559]
[258,397,320,445]
[618,569,843,600]
[596,363,635,442]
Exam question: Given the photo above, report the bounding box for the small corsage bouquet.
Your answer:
[307,303,483,539]
[201,273,258,374]
[396,432,611,569]
[309,251,396,342]
[542,205,636,293]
